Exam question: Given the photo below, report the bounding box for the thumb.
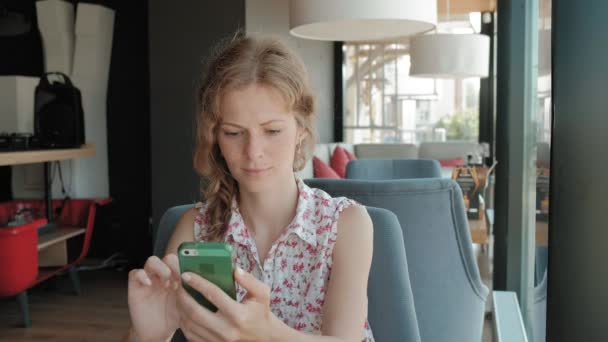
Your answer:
[234,267,269,303]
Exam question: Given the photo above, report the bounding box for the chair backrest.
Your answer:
[153,205,421,342]
[304,178,489,342]
[346,159,442,180]
[366,206,421,342]
[153,204,193,257]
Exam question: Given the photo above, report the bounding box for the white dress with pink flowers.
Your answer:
[193,177,375,341]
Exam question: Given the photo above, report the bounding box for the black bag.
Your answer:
[34,72,85,148]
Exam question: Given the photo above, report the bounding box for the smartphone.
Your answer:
[177,241,236,312]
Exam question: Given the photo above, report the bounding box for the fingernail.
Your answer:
[144,278,152,286]
[182,273,192,282]
[236,267,244,276]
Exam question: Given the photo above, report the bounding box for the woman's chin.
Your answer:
[235,170,272,190]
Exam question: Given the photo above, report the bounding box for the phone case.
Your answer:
[177,242,236,312]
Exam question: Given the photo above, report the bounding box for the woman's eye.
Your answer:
[224,131,242,137]
[266,129,282,135]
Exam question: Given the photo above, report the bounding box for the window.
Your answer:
[343,36,481,144]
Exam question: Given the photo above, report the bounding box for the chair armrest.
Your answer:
[493,291,529,342]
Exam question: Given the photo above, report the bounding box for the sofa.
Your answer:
[297,141,482,179]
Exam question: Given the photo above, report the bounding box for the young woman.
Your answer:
[124,35,374,342]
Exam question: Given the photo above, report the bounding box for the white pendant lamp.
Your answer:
[409,0,491,79]
[289,0,436,42]
[409,33,490,78]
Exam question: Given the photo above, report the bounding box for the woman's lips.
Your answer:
[242,167,271,176]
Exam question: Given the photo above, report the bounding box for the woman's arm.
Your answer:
[271,204,374,342]
[165,207,198,255]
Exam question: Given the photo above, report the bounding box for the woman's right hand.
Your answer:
[128,254,181,342]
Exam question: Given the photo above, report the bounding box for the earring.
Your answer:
[294,142,303,169]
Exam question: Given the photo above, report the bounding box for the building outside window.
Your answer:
[343,23,481,145]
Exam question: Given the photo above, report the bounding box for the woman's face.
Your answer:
[217,83,302,193]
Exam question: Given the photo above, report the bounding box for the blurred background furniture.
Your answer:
[0,144,95,221]
[346,159,442,180]
[154,204,422,342]
[305,178,489,342]
[0,198,110,327]
[298,142,481,179]
[0,218,46,327]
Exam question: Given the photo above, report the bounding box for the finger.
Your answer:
[164,254,180,279]
[143,256,173,283]
[129,269,152,286]
[234,267,270,302]
[163,253,181,289]
[176,286,225,337]
[144,256,171,279]
[177,287,218,325]
[181,272,239,315]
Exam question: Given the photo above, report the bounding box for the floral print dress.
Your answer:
[193,177,375,341]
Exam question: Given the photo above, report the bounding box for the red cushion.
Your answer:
[313,157,340,178]
[330,146,350,178]
[344,149,357,161]
[439,157,464,167]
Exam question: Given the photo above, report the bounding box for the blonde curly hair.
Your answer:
[193,34,317,241]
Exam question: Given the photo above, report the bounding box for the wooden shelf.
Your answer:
[38,227,85,251]
[0,144,95,166]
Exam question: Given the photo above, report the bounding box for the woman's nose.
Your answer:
[245,134,264,160]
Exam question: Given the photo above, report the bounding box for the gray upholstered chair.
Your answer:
[532,245,549,341]
[304,178,489,342]
[533,270,548,342]
[535,245,549,286]
[153,205,421,342]
[346,159,443,180]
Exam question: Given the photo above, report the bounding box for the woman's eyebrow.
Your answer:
[220,119,286,128]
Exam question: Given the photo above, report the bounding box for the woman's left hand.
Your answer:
[177,267,281,342]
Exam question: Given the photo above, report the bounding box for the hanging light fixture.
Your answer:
[409,34,490,78]
[409,0,491,78]
[289,0,436,42]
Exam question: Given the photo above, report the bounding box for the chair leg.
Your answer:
[16,291,32,328]
[69,267,81,295]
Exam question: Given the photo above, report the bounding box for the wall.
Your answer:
[245,0,334,143]
[148,0,245,228]
[548,1,608,340]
